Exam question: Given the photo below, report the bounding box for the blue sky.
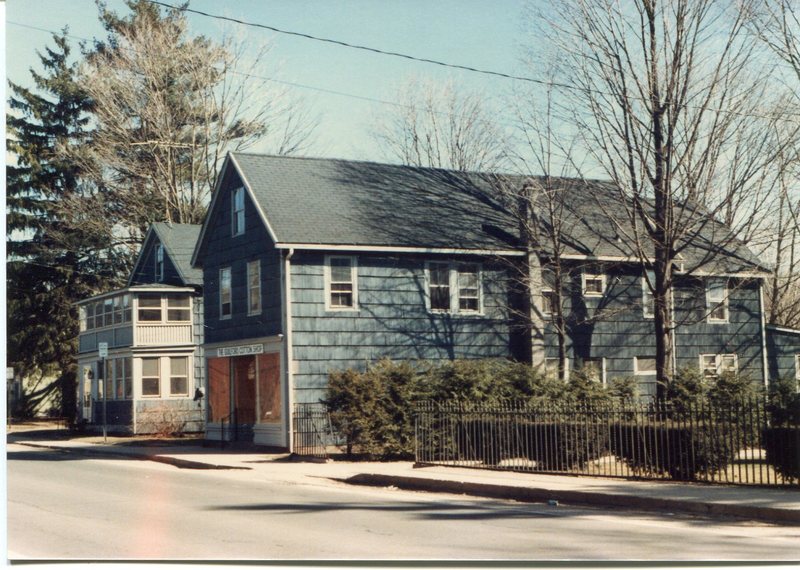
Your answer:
[6,0,531,161]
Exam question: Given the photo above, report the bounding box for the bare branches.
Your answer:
[371,75,509,172]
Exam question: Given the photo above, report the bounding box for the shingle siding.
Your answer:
[203,169,282,345]
[766,327,800,382]
[290,252,515,403]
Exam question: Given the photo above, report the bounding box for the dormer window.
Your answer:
[155,243,164,282]
[232,187,245,236]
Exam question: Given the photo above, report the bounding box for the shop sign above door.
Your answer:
[217,344,264,358]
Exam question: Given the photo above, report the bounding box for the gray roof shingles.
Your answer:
[230,153,765,273]
[152,222,203,285]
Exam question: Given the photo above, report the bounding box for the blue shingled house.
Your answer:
[76,222,205,434]
[190,152,793,449]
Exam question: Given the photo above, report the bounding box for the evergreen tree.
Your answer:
[7,31,124,420]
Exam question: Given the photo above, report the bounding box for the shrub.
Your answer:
[707,370,762,408]
[666,366,708,412]
[610,421,737,480]
[608,376,639,405]
[564,368,612,406]
[454,413,609,470]
[324,367,387,456]
[762,427,800,483]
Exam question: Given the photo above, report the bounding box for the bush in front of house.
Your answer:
[763,376,800,483]
[609,421,738,481]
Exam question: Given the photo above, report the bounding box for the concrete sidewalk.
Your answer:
[9,434,800,525]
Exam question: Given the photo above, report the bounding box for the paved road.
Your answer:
[7,444,799,561]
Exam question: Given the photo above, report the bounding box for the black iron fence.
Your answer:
[415,400,799,486]
[293,403,336,459]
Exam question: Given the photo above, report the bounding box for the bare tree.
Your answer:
[527,0,787,389]
[63,0,317,252]
[372,75,508,172]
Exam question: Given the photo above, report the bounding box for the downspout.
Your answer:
[284,248,295,452]
[759,279,769,390]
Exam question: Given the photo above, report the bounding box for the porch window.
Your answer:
[94,302,104,329]
[124,357,132,399]
[247,260,261,315]
[167,294,191,322]
[105,360,114,400]
[232,187,245,236]
[114,359,125,400]
[122,294,132,322]
[457,264,480,312]
[138,294,162,322]
[103,297,114,327]
[79,306,87,332]
[701,353,737,379]
[428,262,451,312]
[169,357,189,397]
[706,278,729,323]
[220,267,232,318]
[155,243,164,282]
[141,358,160,397]
[642,270,655,319]
[326,256,357,310]
[84,304,94,331]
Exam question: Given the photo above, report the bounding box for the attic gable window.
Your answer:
[706,278,729,323]
[232,187,245,236]
[326,256,357,310]
[155,243,164,282]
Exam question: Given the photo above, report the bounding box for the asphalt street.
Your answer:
[7,444,800,561]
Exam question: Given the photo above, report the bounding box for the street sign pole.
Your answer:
[98,343,108,443]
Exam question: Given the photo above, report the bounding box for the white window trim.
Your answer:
[324,255,358,311]
[424,262,484,315]
[706,278,729,324]
[140,357,161,398]
[247,260,262,316]
[219,267,232,320]
[642,271,655,319]
[168,356,190,398]
[582,272,606,297]
[700,353,738,378]
[634,356,657,376]
[232,186,245,237]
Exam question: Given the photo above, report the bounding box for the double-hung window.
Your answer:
[169,357,189,397]
[642,270,655,318]
[582,357,606,384]
[220,267,232,319]
[706,278,729,323]
[141,357,160,397]
[426,262,482,314]
[232,187,245,236]
[155,243,164,282]
[541,289,557,316]
[326,256,357,310]
[247,260,261,315]
[700,354,737,379]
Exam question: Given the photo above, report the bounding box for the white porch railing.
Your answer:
[136,324,192,345]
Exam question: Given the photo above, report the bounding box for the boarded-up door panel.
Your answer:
[233,356,256,425]
[208,357,230,422]
[257,353,281,423]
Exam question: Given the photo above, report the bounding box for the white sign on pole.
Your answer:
[98,342,109,359]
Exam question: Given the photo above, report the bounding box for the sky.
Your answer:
[6,0,533,162]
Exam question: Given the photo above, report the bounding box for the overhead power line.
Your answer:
[143,0,565,88]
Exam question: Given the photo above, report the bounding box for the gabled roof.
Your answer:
[129,222,203,286]
[193,152,765,275]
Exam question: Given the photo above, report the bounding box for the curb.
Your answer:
[11,441,251,471]
[344,473,800,525]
